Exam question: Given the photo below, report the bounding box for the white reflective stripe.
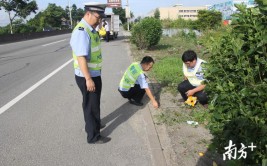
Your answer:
[74,60,78,65]
[91,45,100,52]
[126,71,135,82]
[121,82,132,88]
[88,62,102,68]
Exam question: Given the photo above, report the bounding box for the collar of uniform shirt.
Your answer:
[81,18,97,33]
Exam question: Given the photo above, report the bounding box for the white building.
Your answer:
[147,4,208,20]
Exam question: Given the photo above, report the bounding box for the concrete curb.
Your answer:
[121,28,167,166]
[142,104,167,166]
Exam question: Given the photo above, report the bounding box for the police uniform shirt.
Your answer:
[187,58,205,80]
[119,64,149,91]
[95,25,100,31]
[70,18,101,77]
[103,21,109,31]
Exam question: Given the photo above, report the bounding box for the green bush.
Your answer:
[161,18,197,29]
[195,10,222,31]
[14,24,36,33]
[180,29,197,42]
[203,3,267,165]
[0,26,9,35]
[131,17,162,49]
[122,22,134,31]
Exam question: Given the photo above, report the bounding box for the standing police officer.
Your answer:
[70,2,111,144]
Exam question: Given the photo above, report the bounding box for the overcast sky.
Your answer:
[0,0,226,26]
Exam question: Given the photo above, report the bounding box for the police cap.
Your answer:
[84,2,107,18]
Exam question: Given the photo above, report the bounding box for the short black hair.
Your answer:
[182,50,197,62]
[141,56,154,64]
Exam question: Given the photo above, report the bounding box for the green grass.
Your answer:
[155,109,190,126]
[155,106,210,127]
[130,31,211,126]
[151,56,183,87]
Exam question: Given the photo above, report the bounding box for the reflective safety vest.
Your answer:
[99,27,106,37]
[183,58,206,86]
[119,62,143,90]
[72,22,102,71]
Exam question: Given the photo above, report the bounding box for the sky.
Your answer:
[0,0,225,26]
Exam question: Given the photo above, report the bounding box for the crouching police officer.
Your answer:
[118,56,159,109]
[177,50,208,107]
[70,2,111,144]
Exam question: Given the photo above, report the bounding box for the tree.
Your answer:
[196,10,222,31]
[42,3,66,29]
[0,0,38,34]
[154,8,160,19]
[113,7,126,24]
[27,11,45,32]
[66,4,84,26]
[134,16,142,23]
[113,7,134,24]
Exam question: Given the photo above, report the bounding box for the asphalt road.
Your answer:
[0,33,159,165]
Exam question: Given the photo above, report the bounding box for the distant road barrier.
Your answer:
[0,29,72,44]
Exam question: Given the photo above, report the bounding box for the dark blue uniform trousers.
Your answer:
[177,80,208,105]
[75,75,102,143]
[118,84,146,103]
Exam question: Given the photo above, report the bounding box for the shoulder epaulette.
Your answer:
[78,27,84,31]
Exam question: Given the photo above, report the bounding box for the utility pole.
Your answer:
[68,0,73,29]
[126,0,129,31]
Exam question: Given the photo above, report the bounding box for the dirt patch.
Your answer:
[149,84,226,166]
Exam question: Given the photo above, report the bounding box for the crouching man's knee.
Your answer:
[197,93,208,105]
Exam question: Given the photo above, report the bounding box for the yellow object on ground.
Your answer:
[185,96,197,107]
[198,152,204,157]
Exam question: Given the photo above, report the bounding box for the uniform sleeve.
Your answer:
[136,73,149,89]
[196,63,206,80]
[70,29,90,57]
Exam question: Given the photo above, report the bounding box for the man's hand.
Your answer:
[186,89,195,96]
[86,78,95,92]
[152,100,159,109]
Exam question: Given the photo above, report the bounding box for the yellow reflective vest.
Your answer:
[183,58,206,86]
[119,63,143,90]
[99,27,106,37]
[72,22,102,71]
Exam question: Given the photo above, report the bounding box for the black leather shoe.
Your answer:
[100,124,106,129]
[129,100,143,106]
[94,136,111,144]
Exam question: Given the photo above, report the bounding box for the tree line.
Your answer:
[0,0,84,35]
[0,0,132,35]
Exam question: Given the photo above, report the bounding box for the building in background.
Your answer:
[147,4,209,20]
[208,0,255,22]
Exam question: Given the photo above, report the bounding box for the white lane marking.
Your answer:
[42,39,66,46]
[0,59,73,115]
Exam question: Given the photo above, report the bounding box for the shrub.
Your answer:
[122,22,134,31]
[0,26,9,35]
[180,29,197,42]
[131,17,162,49]
[203,3,267,165]
[195,10,222,31]
[161,18,197,29]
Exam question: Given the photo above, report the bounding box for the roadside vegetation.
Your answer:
[0,1,84,34]
[129,0,267,165]
[0,2,133,35]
